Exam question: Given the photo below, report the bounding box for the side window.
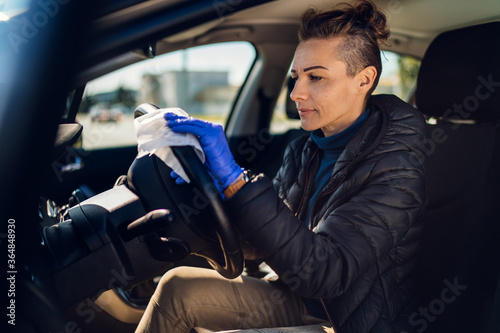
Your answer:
[270,51,421,134]
[77,42,256,150]
[374,51,421,99]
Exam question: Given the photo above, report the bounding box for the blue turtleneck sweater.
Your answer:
[305,109,371,227]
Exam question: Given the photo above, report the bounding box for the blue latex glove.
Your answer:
[170,170,187,185]
[165,114,243,192]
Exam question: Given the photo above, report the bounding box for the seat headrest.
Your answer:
[416,22,500,122]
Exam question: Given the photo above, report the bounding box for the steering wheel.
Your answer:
[133,103,244,279]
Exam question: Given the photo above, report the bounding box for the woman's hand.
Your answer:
[165,114,242,193]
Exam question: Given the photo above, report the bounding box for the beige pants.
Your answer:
[135,267,329,333]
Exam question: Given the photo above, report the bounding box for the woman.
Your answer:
[136,1,428,332]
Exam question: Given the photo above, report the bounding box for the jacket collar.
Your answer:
[303,95,389,193]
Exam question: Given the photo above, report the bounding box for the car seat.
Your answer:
[414,22,500,333]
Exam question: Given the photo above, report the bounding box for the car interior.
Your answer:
[1,0,499,332]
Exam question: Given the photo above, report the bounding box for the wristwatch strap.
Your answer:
[223,170,252,198]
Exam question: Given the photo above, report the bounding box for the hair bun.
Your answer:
[298,0,389,96]
[353,0,390,42]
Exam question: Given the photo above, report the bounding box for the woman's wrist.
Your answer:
[223,170,253,199]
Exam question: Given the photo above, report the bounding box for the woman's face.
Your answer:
[290,38,373,137]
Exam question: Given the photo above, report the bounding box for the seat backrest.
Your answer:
[414,22,500,332]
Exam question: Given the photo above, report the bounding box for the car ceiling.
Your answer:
[230,0,500,36]
[163,0,500,57]
[82,0,500,79]
[77,0,500,86]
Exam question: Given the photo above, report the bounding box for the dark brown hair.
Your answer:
[298,0,390,95]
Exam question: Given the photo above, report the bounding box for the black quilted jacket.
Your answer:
[226,94,428,332]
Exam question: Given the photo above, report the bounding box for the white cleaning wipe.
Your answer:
[134,107,205,183]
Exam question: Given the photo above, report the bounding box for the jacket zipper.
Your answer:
[295,149,317,218]
[293,150,343,332]
[291,107,386,332]
[312,171,347,333]
[309,171,348,230]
